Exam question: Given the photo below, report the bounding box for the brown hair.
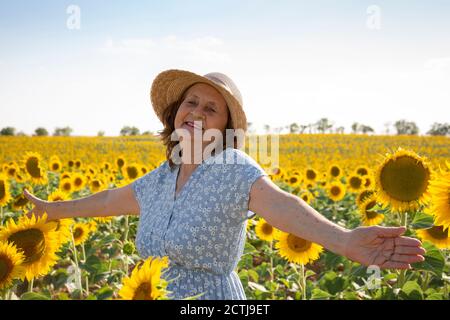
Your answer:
[158,84,237,170]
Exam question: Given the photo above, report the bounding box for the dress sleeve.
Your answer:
[130,166,160,214]
[225,149,268,220]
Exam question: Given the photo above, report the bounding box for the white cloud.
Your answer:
[98,35,231,64]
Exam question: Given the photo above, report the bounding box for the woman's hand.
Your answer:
[343,226,426,269]
[23,188,55,221]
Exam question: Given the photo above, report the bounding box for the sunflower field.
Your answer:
[0,134,449,300]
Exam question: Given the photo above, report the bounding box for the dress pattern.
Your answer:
[131,147,267,300]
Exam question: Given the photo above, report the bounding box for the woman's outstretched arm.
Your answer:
[22,184,140,221]
[248,176,426,269]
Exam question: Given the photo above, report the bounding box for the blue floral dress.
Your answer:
[131,147,267,300]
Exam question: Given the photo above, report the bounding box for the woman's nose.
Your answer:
[191,109,205,120]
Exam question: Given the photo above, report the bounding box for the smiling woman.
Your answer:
[21,69,426,300]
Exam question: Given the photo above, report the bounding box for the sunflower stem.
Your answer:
[269,241,275,300]
[0,206,3,226]
[70,232,83,297]
[27,278,34,293]
[122,215,129,242]
[397,212,408,289]
[299,263,307,300]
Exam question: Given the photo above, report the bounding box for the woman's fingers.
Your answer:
[395,237,422,247]
[390,253,425,264]
[395,245,426,255]
[381,261,411,270]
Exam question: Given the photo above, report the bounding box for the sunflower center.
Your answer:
[331,167,340,177]
[0,180,5,198]
[74,178,83,187]
[0,255,13,282]
[127,167,139,179]
[26,157,42,178]
[357,168,368,176]
[287,234,312,252]
[350,176,362,189]
[380,156,430,202]
[262,223,273,235]
[8,228,46,264]
[306,170,316,180]
[365,200,378,219]
[331,186,341,196]
[290,177,298,184]
[359,190,374,204]
[426,226,449,240]
[132,282,153,300]
[73,227,84,239]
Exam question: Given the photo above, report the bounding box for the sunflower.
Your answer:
[94,216,114,224]
[89,177,107,193]
[328,164,343,179]
[358,196,384,226]
[49,156,62,172]
[356,189,376,208]
[12,193,29,211]
[327,181,346,202]
[67,160,75,169]
[71,173,86,192]
[119,256,170,300]
[74,159,82,170]
[116,156,126,170]
[0,241,26,290]
[363,175,374,189]
[0,213,59,281]
[140,166,148,175]
[102,161,112,171]
[47,218,74,249]
[416,225,450,249]
[61,172,71,180]
[5,162,19,179]
[347,174,364,193]
[22,151,48,185]
[426,166,450,231]
[0,173,12,206]
[374,147,432,213]
[87,220,98,233]
[255,218,277,242]
[71,223,91,246]
[275,231,323,265]
[48,189,69,202]
[299,190,315,204]
[355,166,371,177]
[59,177,73,194]
[124,164,140,181]
[286,173,301,188]
[304,168,318,183]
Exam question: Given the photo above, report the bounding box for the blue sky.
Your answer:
[1,0,449,136]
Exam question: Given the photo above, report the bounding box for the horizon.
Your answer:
[1,1,449,136]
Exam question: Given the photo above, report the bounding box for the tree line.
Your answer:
[1,120,449,136]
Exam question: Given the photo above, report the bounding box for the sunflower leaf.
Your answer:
[20,292,51,300]
[411,211,434,229]
[411,241,445,277]
[400,281,423,300]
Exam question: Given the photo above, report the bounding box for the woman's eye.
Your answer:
[206,107,216,113]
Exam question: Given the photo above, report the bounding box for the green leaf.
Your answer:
[412,241,445,277]
[21,292,51,300]
[411,212,434,229]
[310,288,332,300]
[400,281,423,300]
[248,269,259,282]
[426,293,444,300]
[248,281,268,293]
[96,286,114,300]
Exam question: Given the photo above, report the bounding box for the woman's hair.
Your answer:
[158,84,237,170]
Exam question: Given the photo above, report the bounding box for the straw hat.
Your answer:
[150,69,247,132]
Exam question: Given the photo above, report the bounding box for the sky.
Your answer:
[0,0,449,136]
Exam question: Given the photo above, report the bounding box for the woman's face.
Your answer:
[174,83,229,141]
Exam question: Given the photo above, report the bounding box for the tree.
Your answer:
[316,118,333,133]
[53,126,73,136]
[289,123,299,134]
[351,122,359,134]
[335,126,345,134]
[34,127,48,136]
[120,126,140,136]
[0,127,16,136]
[97,131,105,137]
[394,120,419,135]
[17,131,27,136]
[360,125,374,134]
[263,124,271,134]
[142,131,154,135]
[427,122,450,136]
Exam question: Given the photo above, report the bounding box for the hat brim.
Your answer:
[150,69,247,132]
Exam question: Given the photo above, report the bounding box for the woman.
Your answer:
[23,69,425,300]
